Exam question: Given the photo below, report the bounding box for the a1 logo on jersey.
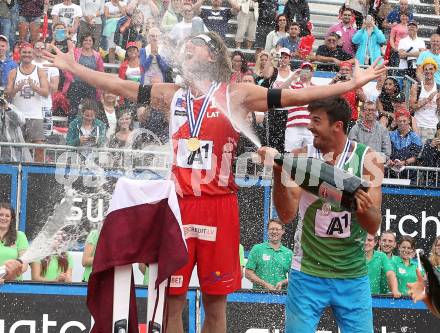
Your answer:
[315,211,352,239]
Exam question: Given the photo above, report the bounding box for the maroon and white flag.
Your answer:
[87,178,188,333]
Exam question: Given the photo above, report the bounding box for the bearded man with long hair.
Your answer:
[44,31,386,332]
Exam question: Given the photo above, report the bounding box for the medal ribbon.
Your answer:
[316,138,351,168]
[185,82,220,138]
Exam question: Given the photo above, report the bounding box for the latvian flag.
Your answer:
[87,178,188,333]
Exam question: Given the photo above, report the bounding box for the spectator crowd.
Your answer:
[0,0,439,185]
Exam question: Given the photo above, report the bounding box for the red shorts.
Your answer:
[168,193,241,296]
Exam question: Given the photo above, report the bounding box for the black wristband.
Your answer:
[137,85,152,105]
[267,89,282,109]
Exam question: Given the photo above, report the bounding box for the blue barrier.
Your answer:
[0,164,18,209]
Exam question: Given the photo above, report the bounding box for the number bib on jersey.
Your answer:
[315,210,352,238]
[176,139,213,170]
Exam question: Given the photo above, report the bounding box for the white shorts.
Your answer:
[284,126,313,152]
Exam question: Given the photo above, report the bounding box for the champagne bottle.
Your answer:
[0,265,6,279]
[274,154,369,212]
[0,259,23,280]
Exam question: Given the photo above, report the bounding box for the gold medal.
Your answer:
[187,137,200,152]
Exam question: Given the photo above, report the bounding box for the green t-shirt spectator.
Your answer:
[391,256,424,295]
[379,254,396,294]
[245,242,292,290]
[82,230,99,282]
[42,254,74,281]
[0,231,29,280]
[366,250,394,294]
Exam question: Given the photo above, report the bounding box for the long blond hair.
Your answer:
[205,31,233,82]
[254,51,271,77]
[430,236,440,267]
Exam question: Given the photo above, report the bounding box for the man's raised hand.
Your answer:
[42,40,76,72]
[352,58,388,90]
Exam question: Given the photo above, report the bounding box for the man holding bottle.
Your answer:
[43,33,386,332]
[258,96,384,333]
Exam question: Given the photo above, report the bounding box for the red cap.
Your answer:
[394,108,411,119]
[339,61,352,69]
[300,62,314,70]
[126,41,139,49]
[19,42,34,50]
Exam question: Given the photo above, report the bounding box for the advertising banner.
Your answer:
[20,166,119,241]
[0,283,196,333]
[381,187,440,253]
[225,292,436,333]
[238,183,269,252]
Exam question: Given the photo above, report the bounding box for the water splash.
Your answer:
[20,187,81,263]
[158,36,263,149]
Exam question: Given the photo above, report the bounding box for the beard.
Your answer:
[181,57,216,83]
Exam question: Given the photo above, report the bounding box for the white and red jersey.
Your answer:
[286,81,311,128]
[170,82,240,197]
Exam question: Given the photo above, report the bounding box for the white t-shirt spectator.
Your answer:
[51,3,83,41]
[80,0,105,25]
[168,20,208,43]
[105,0,126,16]
[32,60,59,109]
[127,0,154,19]
[398,36,426,69]
[364,86,381,104]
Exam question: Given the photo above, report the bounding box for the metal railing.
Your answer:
[0,142,171,173]
[2,142,440,187]
[384,165,440,188]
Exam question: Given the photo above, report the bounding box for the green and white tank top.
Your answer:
[292,140,370,278]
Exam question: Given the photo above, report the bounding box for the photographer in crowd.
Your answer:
[0,90,32,162]
[329,61,366,129]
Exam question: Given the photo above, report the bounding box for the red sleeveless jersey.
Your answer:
[170,83,240,197]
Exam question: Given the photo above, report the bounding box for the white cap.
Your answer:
[279,47,291,57]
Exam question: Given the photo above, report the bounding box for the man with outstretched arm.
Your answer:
[44,33,386,333]
[258,96,384,333]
